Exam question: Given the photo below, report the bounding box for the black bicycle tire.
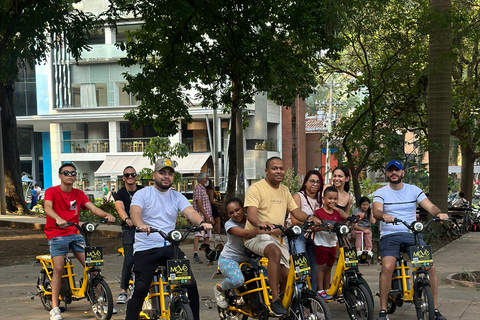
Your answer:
[173,301,194,320]
[413,282,435,320]
[343,283,374,320]
[293,291,331,320]
[90,279,113,320]
[39,269,53,311]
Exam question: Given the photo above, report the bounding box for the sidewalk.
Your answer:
[1,214,479,319]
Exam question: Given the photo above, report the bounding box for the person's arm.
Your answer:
[290,193,304,226]
[115,200,134,227]
[44,200,67,227]
[182,206,213,230]
[372,201,394,222]
[246,206,275,230]
[84,202,116,222]
[290,207,320,225]
[418,198,449,220]
[228,226,267,239]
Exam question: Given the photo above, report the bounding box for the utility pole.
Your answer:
[0,107,6,215]
[325,79,333,184]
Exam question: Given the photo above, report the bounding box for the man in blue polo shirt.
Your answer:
[373,160,449,320]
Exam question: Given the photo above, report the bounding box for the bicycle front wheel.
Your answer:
[413,282,435,320]
[173,301,194,320]
[90,279,113,320]
[344,283,374,320]
[290,291,331,320]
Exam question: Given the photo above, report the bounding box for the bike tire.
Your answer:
[386,298,397,314]
[38,269,53,311]
[413,282,435,320]
[173,301,194,320]
[90,279,113,320]
[343,283,374,320]
[291,291,331,320]
[217,289,249,320]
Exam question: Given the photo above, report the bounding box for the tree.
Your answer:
[427,0,453,212]
[318,0,431,205]
[0,1,100,213]
[107,0,345,200]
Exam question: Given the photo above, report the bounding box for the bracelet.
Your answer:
[125,217,131,222]
[199,220,207,225]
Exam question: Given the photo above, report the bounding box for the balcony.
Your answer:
[71,44,127,62]
[119,138,151,153]
[63,139,110,153]
[246,139,278,151]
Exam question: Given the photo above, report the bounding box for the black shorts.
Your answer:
[211,204,220,218]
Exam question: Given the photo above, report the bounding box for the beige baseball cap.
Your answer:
[155,158,176,171]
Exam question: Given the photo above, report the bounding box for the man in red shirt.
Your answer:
[44,163,115,320]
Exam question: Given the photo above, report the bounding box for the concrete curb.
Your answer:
[444,272,480,288]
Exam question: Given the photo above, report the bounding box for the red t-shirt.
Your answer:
[44,186,90,240]
[314,207,342,247]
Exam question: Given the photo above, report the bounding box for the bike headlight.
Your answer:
[339,225,350,235]
[292,225,302,236]
[170,230,182,241]
[412,221,424,232]
[85,223,95,233]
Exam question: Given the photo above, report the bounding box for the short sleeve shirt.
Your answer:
[44,186,90,240]
[193,183,212,220]
[115,185,144,229]
[373,183,427,237]
[244,179,298,240]
[131,186,192,253]
[220,220,249,263]
[313,207,341,247]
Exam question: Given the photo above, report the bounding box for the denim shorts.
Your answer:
[379,232,425,259]
[48,234,86,257]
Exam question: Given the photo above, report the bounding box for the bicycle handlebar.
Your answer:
[136,225,205,243]
[387,217,448,233]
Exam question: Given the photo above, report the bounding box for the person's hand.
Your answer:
[437,213,449,220]
[125,218,134,228]
[55,217,67,227]
[364,228,371,234]
[105,213,116,223]
[357,212,365,219]
[382,214,395,223]
[308,216,322,226]
[258,221,275,231]
[200,222,213,231]
[137,224,150,235]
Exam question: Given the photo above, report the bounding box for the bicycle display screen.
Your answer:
[343,246,359,268]
[410,245,433,267]
[167,259,192,285]
[292,252,310,277]
[85,246,103,266]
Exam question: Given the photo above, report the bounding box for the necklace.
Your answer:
[127,189,134,201]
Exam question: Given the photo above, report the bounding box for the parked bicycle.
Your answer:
[36,219,113,320]
[134,224,204,320]
[323,216,374,320]
[215,222,331,320]
[382,217,446,320]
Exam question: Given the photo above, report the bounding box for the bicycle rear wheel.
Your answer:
[344,283,374,320]
[38,269,53,311]
[290,291,331,320]
[173,301,194,320]
[90,279,113,320]
[413,282,434,320]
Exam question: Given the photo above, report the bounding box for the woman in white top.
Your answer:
[289,170,323,291]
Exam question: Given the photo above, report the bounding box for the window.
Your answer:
[117,82,139,106]
[72,83,108,107]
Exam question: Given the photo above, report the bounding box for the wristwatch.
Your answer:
[199,220,207,226]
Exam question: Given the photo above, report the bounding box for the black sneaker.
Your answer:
[376,310,389,320]
[270,299,288,316]
[435,309,447,320]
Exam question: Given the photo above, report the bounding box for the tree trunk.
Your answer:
[427,0,452,214]
[1,80,29,213]
[459,142,477,203]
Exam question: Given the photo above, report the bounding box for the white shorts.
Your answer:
[244,234,290,267]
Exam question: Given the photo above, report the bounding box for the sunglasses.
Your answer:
[124,173,137,178]
[61,170,77,177]
[308,179,322,185]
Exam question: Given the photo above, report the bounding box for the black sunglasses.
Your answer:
[124,173,137,178]
[61,170,77,177]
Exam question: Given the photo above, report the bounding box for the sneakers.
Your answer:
[116,292,127,304]
[214,284,228,308]
[193,255,203,264]
[50,307,62,320]
[318,290,333,301]
[215,234,223,242]
[367,250,374,257]
[357,250,363,257]
[435,309,447,320]
[376,309,389,320]
[270,298,288,316]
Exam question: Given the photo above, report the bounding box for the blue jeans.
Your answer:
[120,228,135,291]
[288,232,318,290]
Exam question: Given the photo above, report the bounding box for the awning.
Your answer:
[94,153,211,177]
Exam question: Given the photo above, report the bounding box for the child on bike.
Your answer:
[352,196,376,258]
[314,186,342,301]
[213,197,269,308]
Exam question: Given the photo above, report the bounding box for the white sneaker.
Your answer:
[215,234,223,242]
[367,250,374,257]
[214,284,228,308]
[357,250,363,257]
[50,307,62,320]
[117,292,127,304]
